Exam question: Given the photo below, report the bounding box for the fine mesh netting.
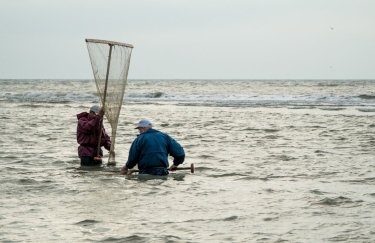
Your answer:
[86,39,133,164]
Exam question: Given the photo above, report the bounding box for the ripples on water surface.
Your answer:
[0,79,375,242]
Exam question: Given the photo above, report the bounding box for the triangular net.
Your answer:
[85,39,133,164]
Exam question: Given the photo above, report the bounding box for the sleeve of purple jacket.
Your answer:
[101,128,111,151]
[79,115,100,133]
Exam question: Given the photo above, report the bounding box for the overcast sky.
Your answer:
[0,0,374,79]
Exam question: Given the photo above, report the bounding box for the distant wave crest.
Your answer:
[0,91,97,103]
[358,94,375,100]
[1,80,375,110]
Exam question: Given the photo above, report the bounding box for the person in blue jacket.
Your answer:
[121,119,185,175]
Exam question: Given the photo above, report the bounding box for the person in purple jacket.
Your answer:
[121,119,185,175]
[76,105,111,166]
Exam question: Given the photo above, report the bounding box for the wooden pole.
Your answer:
[95,44,113,162]
[129,163,195,174]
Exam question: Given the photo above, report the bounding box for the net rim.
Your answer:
[85,38,134,48]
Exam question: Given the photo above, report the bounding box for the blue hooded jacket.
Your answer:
[126,129,185,174]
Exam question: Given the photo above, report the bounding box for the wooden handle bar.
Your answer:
[129,163,194,174]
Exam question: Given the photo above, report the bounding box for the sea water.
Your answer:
[0,79,374,242]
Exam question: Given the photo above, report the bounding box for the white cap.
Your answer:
[90,105,100,113]
[135,119,152,129]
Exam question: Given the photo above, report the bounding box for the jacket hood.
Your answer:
[77,112,89,120]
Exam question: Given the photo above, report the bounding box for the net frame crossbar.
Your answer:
[85,38,134,48]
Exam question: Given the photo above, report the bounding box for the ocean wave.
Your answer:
[357,108,375,112]
[1,80,375,109]
[316,82,340,87]
[75,219,100,226]
[358,94,375,100]
[125,92,375,108]
[0,91,98,103]
[319,107,346,111]
[128,91,164,98]
[100,235,147,242]
[314,196,363,207]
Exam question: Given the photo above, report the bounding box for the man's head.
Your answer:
[89,105,100,114]
[135,119,152,133]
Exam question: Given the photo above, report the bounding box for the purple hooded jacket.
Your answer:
[76,112,111,158]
